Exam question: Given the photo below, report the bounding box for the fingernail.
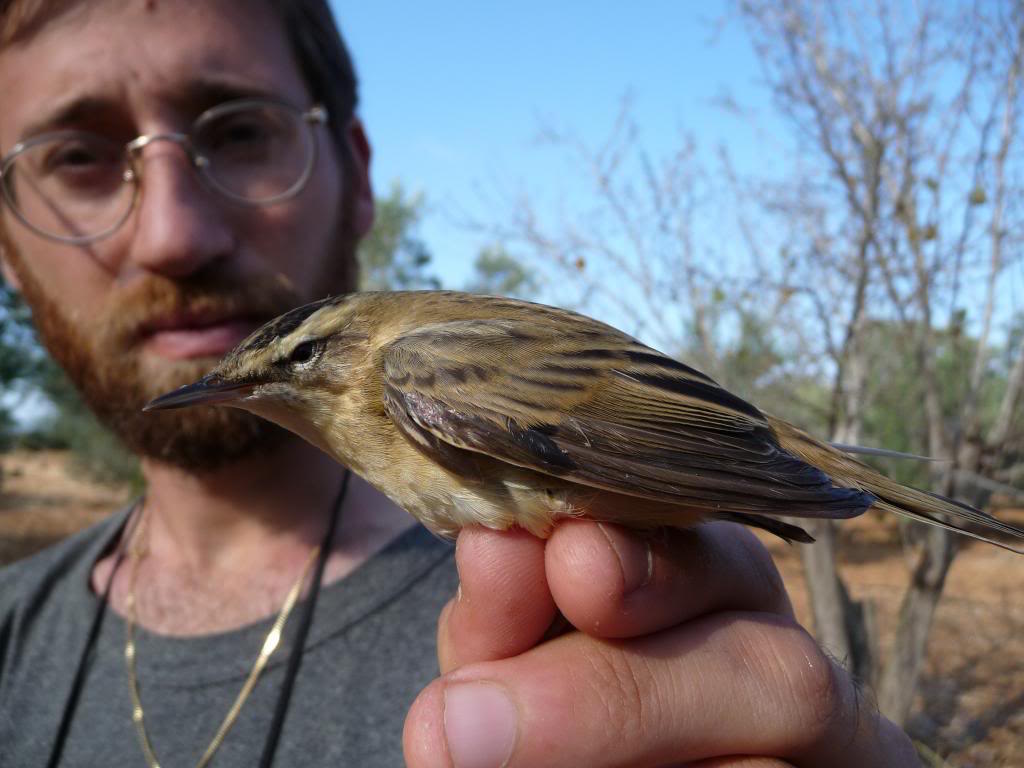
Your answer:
[444,682,518,768]
[598,523,653,595]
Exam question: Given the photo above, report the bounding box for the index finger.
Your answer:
[438,520,795,674]
[546,520,795,638]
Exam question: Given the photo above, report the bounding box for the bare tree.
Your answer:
[735,0,1024,724]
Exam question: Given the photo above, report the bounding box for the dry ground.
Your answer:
[757,525,1023,767]
[1,449,1021,766]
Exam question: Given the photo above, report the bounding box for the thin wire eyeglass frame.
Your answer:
[0,98,328,246]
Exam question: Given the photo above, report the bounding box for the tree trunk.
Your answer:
[800,325,875,680]
[876,525,956,724]
[801,519,875,681]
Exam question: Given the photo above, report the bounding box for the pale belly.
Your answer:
[372,461,588,539]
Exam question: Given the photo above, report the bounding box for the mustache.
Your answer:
[98,272,305,350]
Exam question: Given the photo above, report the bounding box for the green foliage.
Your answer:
[0,287,29,375]
[1004,313,1024,373]
[0,285,27,385]
[859,335,930,484]
[0,409,15,451]
[0,278,139,484]
[718,312,784,393]
[357,182,440,291]
[466,245,538,298]
[0,283,43,447]
[859,319,1012,487]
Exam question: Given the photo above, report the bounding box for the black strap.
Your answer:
[47,502,141,768]
[258,469,349,768]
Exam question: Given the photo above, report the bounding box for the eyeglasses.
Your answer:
[0,98,328,245]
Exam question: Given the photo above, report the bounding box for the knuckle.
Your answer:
[576,643,653,744]
[800,647,845,733]
[745,618,847,741]
[784,630,846,739]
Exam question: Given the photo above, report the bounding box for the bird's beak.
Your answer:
[143,374,257,412]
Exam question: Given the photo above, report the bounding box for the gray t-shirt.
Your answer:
[0,508,457,766]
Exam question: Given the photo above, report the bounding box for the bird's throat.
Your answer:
[234,397,340,462]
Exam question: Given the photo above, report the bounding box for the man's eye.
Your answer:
[35,139,123,191]
[47,144,103,170]
[206,119,272,150]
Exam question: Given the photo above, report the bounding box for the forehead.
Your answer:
[0,0,310,147]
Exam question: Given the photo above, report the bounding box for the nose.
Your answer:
[124,140,236,278]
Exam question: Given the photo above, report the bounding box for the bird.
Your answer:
[145,290,1024,552]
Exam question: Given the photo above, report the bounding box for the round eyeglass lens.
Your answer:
[1,132,135,243]
[192,101,316,204]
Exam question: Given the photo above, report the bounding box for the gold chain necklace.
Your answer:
[123,509,322,768]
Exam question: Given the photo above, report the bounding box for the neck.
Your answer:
[96,436,416,635]
[140,438,345,569]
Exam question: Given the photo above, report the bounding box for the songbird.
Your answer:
[145,290,1024,552]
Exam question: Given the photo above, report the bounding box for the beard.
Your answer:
[11,263,309,471]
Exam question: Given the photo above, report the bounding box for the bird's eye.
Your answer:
[287,340,321,367]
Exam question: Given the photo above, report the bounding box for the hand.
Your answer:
[403,520,918,767]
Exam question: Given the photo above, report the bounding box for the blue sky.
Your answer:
[336,2,770,288]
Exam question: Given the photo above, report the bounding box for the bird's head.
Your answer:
[144,293,372,454]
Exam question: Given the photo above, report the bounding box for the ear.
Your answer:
[345,117,374,239]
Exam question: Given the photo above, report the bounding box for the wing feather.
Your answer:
[381,316,873,520]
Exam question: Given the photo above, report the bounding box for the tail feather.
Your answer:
[770,415,1024,554]
[866,483,1024,554]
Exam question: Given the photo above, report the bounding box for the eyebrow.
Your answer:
[16,77,291,142]
[18,96,116,141]
[173,78,289,114]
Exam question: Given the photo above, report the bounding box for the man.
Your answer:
[0,1,917,765]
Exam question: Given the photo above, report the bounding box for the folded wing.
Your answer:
[380,315,874,520]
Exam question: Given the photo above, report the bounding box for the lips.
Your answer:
[139,311,267,360]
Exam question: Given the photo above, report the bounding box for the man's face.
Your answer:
[0,0,373,469]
